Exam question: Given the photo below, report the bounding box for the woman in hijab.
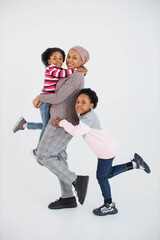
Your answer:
[33,46,90,210]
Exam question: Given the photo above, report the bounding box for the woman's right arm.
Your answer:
[38,72,84,105]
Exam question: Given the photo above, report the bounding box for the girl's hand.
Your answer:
[33,95,41,108]
[54,116,67,128]
[77,66,88,76]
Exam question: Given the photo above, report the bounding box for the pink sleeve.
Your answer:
[59,119,90,136]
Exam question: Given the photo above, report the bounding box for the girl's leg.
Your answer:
[93,155,150,216]
[96,158,114,201]
[96,158,133,201]
[108,161,133,179]
[36,102,51,149]
[94,158,118,216]
[27,122,43,129]
[13,117,43,132]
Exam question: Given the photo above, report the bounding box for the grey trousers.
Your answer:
[36,124,77,198]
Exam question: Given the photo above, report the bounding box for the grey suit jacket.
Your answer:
[39,72,85,126]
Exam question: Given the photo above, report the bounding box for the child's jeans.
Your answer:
[27,102,51,149]
[96,158,131,200]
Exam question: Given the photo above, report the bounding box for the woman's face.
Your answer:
[66,49,83,69]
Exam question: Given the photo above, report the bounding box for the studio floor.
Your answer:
[0,136,160,240]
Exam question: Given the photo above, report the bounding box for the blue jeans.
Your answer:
[96,158,128,199]
[27,102,51,149]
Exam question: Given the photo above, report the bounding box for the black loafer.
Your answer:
[48,197,77,209]
[73,175,89,205]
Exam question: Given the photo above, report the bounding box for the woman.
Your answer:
[33,46,90,209]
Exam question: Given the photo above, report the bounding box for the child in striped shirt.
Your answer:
[13,47,86,153]
[55,88,151,216]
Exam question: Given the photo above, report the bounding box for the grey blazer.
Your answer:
[39,72,84,126]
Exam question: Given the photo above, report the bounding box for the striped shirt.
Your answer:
[42,64,76,94]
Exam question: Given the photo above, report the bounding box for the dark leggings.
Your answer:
[96,157,133,200]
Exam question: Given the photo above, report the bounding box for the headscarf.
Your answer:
[70,46,90,64]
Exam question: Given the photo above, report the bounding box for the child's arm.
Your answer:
[48,65,87,78]
[77,66,88,76]
[48,65,76,78]
[55,117,90,136]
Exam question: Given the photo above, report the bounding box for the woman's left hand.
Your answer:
[33,95,41,108]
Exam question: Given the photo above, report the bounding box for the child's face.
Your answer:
[48,51,63,68]
[66,49,83,69]
[75,94,94,115]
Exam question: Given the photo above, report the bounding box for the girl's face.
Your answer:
[75,94,94,115]
[48,51,63,68]
[66,49,83,69]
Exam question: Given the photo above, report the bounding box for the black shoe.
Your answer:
[48,197,77,209]
[133,153,151,173]
[73,175,89,205]
[93,202,118,216]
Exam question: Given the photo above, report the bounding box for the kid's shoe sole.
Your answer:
[134,153,151,173]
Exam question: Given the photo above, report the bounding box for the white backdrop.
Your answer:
[0,0,160,240]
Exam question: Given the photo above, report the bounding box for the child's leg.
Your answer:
[108,161,133,179]
[93,155,150,216]
[94,158,118,216]
[96,158,133,202]
[96,158,114,202]
[36,102,51,149]
[13,117,43,133]
[93,158,131,216]
[27,122,43,129]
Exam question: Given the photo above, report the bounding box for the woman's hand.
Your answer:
[77,66,88,76]
[54,116,67,128]
[33,95,41,108]
[55,117,62,128]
